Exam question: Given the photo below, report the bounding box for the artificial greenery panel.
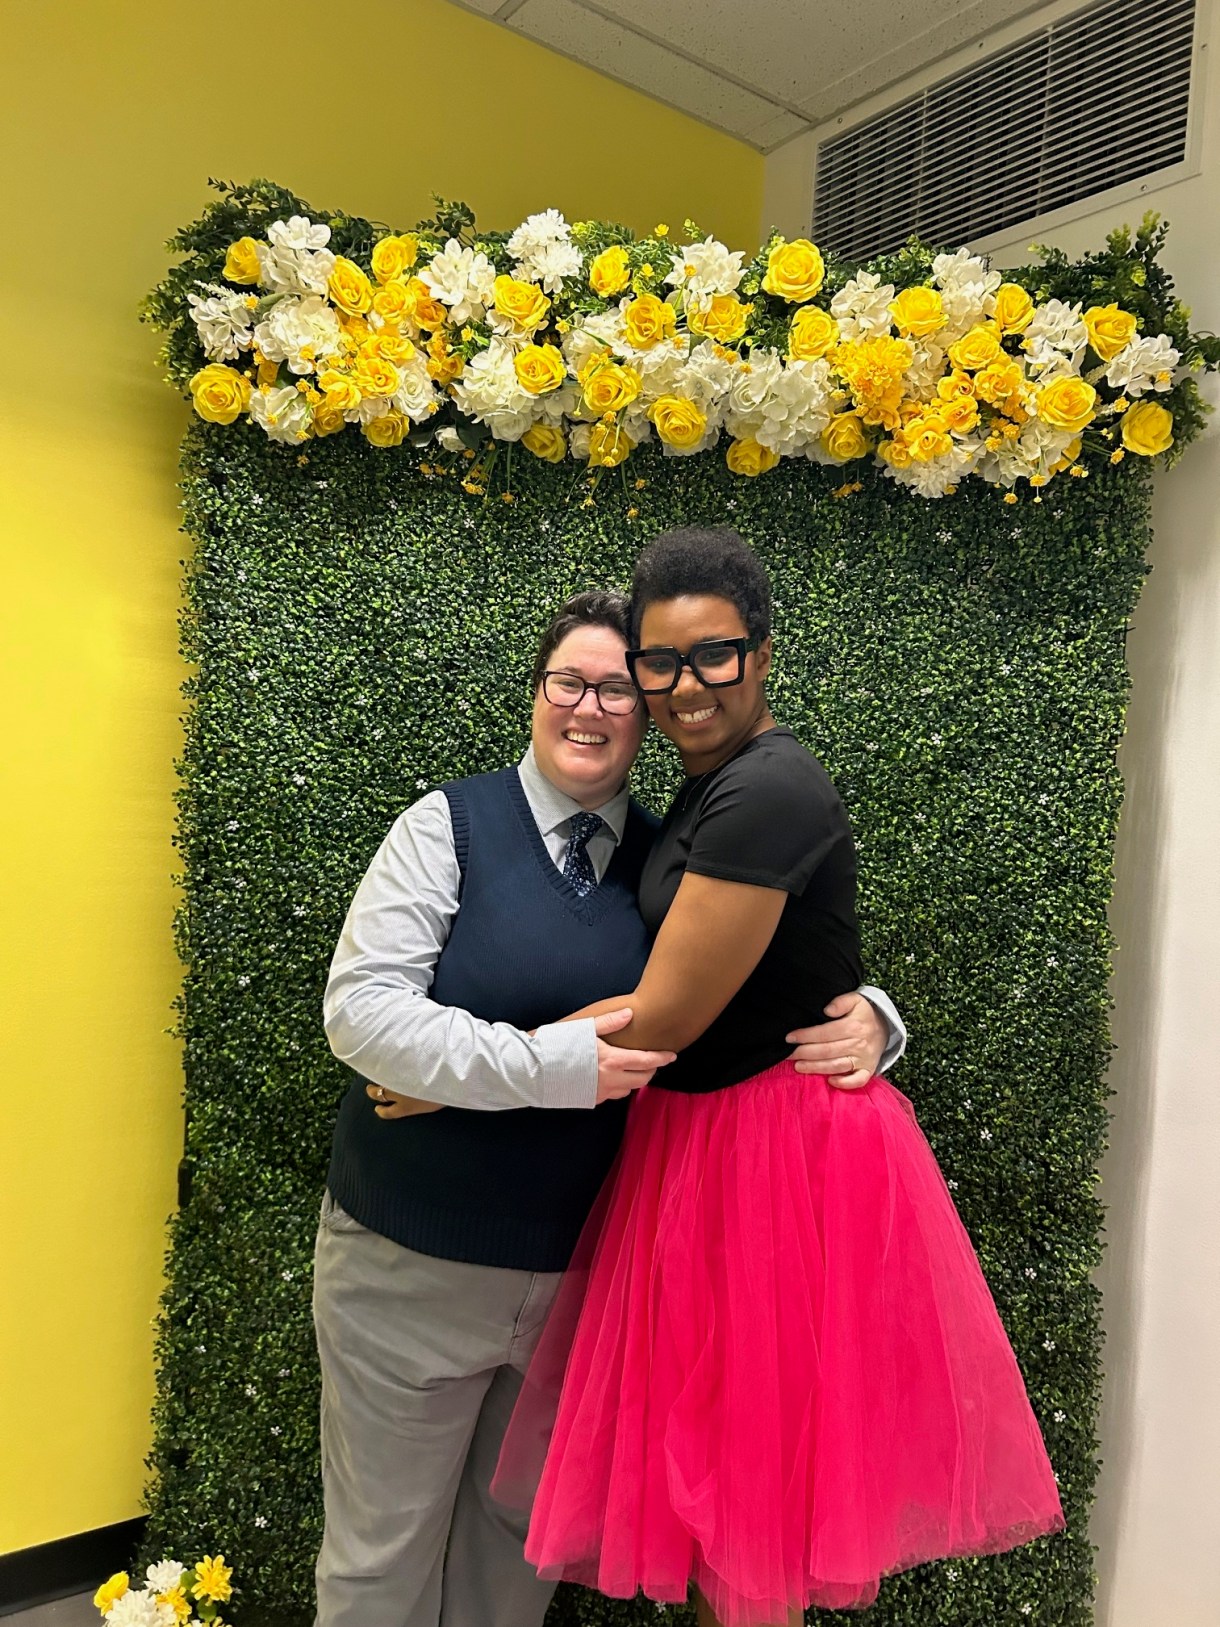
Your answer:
[143,420,1148,1627]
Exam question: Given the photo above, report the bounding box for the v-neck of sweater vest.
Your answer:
[505,765,624,924]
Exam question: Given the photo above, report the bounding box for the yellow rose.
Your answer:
[522,422,567,462]
[821,412,871,462]
[588,420,634,468]
[514,343,566,395]
[877,438,913,470]
[373,281,412,325]
[339,313,371,345]
[623,294,677,349]
[363,410,409,447]
[493,275,551,334]
[725,437,779,476]
[355,356,401,399]
[940,395,980,435]
[224,237,262,286]
[787,305,838,361]
[1050,435,1083,474]
[312,402,347,437]
[94,1574,129,1615]
[317,369,362,411]
[1121,399,1174,456]
[405,277,448,330]
[367,330,415,365]
[426,338,463,385]
[189,364,252,425]
[890,286,946,339]
[906,416,953,462]
[993,282,1034,333]
[762,237,825,302]
[947,324,1003,372]
[649,395,707,451]
[1084,303,1139,362]
[371,234,418,284]
[589,245,631,297]
[691,295,751,345]
[329,257,374,316]
[1037,375,1098,434]
[936,370,976,402]
[582,361,641,417]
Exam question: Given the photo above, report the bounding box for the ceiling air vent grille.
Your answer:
[813,0,1195,259]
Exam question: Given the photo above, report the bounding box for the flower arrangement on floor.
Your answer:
[93,1555,233,1626]
[148,180,1219,501]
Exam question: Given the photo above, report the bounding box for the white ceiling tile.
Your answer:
[748,110,813,152]
[508,0,789,142]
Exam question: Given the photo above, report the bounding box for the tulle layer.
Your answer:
[494,1064,1064,1625]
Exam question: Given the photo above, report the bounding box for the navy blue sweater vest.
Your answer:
[326,767,657,1270]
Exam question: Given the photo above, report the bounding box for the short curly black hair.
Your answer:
[531,589,630,689]
[629,527,772,644]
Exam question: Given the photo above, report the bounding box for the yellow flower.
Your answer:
[191,1555,233,1605]
[363,411,409,446]
[367,330,416,365]
[588,420,634,468]
[317,369,361,412]
[877,438,913,470]
[354,356,401,399]
[1084,302,1139,362]
[1049,435,1083,475]
[582,361,641,417]
[936,370,976,403]
[405,277,448,330]
[993,282,1034,333]
[1036,375,1098,434]
[189,364,252,425]
[589,245,631,297]
[821,412,871,462]
[940,395,980,435]
[725,437,780,476]
[654,223,669,237]
[947,323,1003,372]
[762,237,825,302]
[158,1586,192,1624]
[328,257,374,317]
[522,422,567,462]
[426,335,463,384]
[1003,491,1019,504]
[649,395,707,450]
[223,237,262,286]
[787,305,838,361]
[1121,399,1174,456]
[493,275,550,334]
[513,343,566,395]
[974,359,1026,408]
[690,295,751,345]
[906,416,954,462]
[372,281,413,325]
[371,234,418,284]
[889,286,946,339]
[94,1573,129,1615]
[833,336,912,428]
[623,294,677,349]
[312,402,347,436]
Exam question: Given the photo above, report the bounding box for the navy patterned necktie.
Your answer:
[562,811,604,898]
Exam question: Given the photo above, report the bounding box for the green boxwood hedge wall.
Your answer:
[142,422,1150,1627]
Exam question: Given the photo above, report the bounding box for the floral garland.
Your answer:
[162,184,1219,501]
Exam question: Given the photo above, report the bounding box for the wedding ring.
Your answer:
[375,1085,391,1103]
[846,1055,859,1073]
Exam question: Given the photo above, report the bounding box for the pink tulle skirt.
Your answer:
[493,1063,1064,1624]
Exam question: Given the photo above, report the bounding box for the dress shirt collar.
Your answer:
[517,744,630,844]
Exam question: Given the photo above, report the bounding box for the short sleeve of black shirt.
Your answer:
[638,728,863,1094]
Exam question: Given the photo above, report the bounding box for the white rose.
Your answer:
[435,426,465,453]
[392,353,441,421]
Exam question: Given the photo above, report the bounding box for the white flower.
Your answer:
[724,347,785,439]
[107,1591,176,1627]
[664,235,745,301]
[188,285,255,361]
[144,1561,184,1593]
[506,210,582,293]
[253,295,342,375]
[831,271,895,341]
[1023,299,1088,374]
[931,250,1001,342]
[885,436,983,498]
[353,395,392,425]
[255,242,336,298]
[561,308,626,376]
[678,340,736,416]
[979,418,1074,486]
[419,239,496,326]
[250,384,312,444]
[392,352,441,421]
[435,426,464,453]
[754,358,834,456]
[905,340,947,399]
[267,215,332,253]
[1105,332,1180,395]
[450,339,536,440]
[568,422,593,460]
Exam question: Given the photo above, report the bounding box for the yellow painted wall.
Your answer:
[0,0,762,1554]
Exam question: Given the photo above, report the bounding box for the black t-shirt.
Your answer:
[638,727,863,1093]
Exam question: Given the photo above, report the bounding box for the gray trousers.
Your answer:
[313,1192,562,1627]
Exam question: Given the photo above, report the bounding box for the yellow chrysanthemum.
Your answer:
[158,1586,192,1624]
[191,1555,233,1605]
[833,336,913,429]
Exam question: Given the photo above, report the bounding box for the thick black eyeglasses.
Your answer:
[542,671,641,715]
[626,636,760,695]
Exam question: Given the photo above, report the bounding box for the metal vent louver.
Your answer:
[813,0,1195,259]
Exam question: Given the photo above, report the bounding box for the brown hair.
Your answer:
[531,590,630,689]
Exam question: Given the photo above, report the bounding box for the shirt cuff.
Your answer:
[859,984,908,1075]
[533,1017,600,1110]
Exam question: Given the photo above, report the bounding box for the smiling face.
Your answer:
[530,625,648,808]
[637,593,773,775]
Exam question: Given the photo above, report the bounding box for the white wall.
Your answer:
[764,5,1220,1621]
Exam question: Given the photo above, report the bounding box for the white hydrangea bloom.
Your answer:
[930,249,1001,342]
[106,1590,176,1627]
[250,384,312,443]
[1023,300,1088,374]
[754,358,834,455]
[1105,332,1180,395]
[664,235,746,301]
[267,215,332,253]
[420,239,497,326]
[905,340,948,400]
[253,295,342,374]
[724,347,785,439]
[450,339,536,440]
[679,340,737,412]
[507,210,582,293]
[533,380,581,427]
[392,352,442,421]
[188,286,255,361]
[144,1561,184,1594]
[561,308,626,376]
[255,242,336,298]
[978,419,1075,487]
[831,272,895,341]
